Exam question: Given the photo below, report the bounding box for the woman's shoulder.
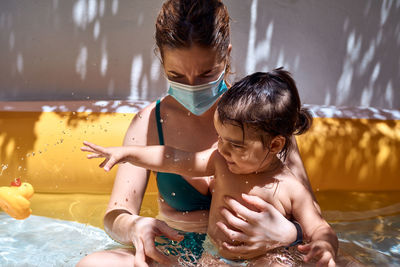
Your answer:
[123,100,159,145]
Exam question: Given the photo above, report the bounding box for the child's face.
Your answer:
[213,111,271,175]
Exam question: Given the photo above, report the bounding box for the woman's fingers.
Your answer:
[220,207,249,232]
[142,236,171,266]
[216,221,248,242]
[241,193,276,213]
[133,236,148,267]
[223,196,258,224]
[155,220,184,242]
[221,241,255,256]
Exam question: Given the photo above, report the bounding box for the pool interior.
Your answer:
[0,107,399,266]
[1,190,399,266]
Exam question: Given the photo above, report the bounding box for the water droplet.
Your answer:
[160,198,165,202]
[165,154,171,159]
[32,152,35,156]
[160,119,164,123]
[173,158,179,162]
[245,181,248,184]
[138,114,142,119]
[187,112,191,116]
[171,192,176,196]
[18,166,22,171]
[86,96,90,100]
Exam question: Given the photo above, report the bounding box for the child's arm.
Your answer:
[81,141,216,177]
[291,183,338,267]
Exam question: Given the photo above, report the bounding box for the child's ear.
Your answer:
[269,135,286,154]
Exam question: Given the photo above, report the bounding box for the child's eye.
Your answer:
[231,143,244,149]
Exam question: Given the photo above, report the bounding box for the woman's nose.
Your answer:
[186,75,196,86]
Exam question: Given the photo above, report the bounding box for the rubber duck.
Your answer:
[0,178,34,220]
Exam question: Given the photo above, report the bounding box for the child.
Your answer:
[82,68,338,266]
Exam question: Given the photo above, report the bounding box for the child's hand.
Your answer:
[298,240,336,267]
[81,141,127,171]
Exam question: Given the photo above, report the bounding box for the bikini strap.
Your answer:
[155,99,165,145]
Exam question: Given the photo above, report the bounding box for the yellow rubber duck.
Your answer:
[0,178,34,220]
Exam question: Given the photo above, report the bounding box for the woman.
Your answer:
[78,0,318,266]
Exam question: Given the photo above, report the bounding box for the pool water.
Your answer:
[1,192,399,267]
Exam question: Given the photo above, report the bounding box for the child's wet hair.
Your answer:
[217,68,312,160]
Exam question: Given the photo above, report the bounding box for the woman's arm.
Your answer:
[286,136,321,211]
[100,103,183,266]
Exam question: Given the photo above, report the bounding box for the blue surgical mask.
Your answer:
[167,70,227,116]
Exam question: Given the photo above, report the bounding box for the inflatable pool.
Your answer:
[0,101,399,266]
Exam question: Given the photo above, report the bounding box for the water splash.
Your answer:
[0,164,8,176]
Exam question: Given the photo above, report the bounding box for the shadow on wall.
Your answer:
[0,112,39,183]
[228,0,400,109]
[298,117,400,191]
[0,0,399,109]
[0,0,166,101]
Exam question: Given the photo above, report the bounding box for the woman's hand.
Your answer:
[216,193,298,258]
[81,141,128,171]
[126,214,184,266]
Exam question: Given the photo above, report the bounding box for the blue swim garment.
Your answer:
[155,99,212,212]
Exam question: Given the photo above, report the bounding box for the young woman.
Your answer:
[77,1,318,266]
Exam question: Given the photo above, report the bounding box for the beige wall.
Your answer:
[1,0,399,109]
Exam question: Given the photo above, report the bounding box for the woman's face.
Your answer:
[162,45,228,86]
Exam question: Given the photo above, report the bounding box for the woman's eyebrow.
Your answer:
[167,70,182,76]
[200,69,213,75]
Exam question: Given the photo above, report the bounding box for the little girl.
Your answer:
[82,68,338,266]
